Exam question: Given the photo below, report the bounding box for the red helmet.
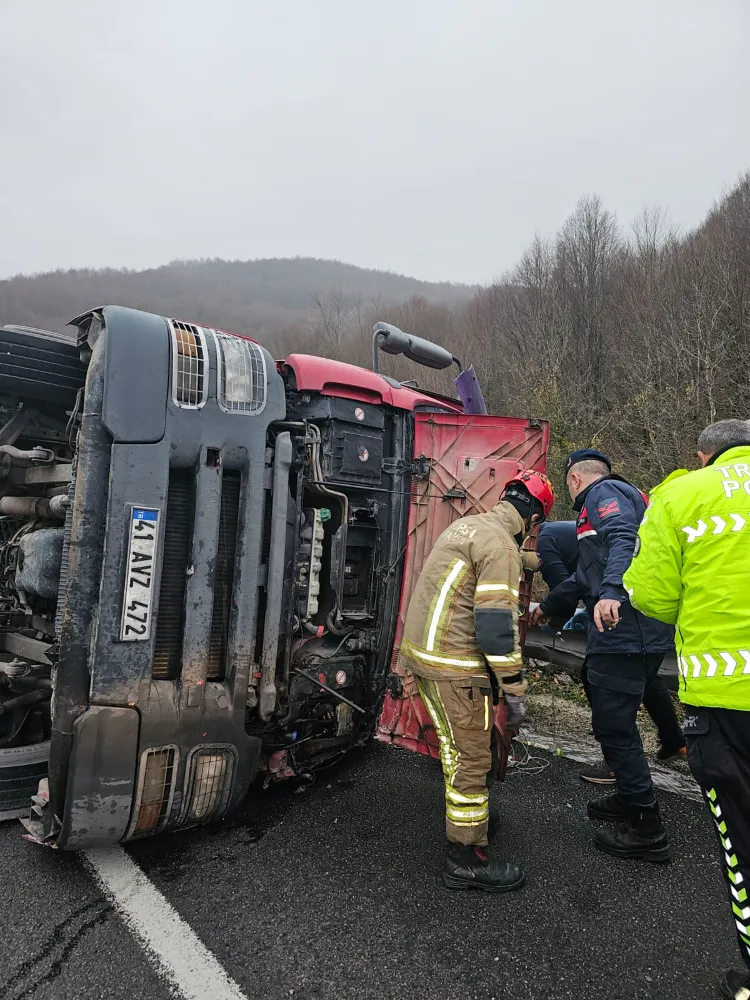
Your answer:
[504,469,555,518]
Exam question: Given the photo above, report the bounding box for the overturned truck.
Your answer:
[0,307,549,848]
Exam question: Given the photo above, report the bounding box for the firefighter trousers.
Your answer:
[416,675,499,847]
[683,706,750,971]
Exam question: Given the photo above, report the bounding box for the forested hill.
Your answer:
[0,257,474,340]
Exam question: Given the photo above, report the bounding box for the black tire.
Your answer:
[0,741,49,821]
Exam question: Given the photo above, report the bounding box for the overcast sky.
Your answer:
[1,0,749,285]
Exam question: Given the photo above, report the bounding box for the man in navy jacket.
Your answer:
[530,450,676,862]
[536,519,685,784]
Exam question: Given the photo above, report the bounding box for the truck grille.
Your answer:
[152,469,193,680]
[169,320,208,409]
[206,472,241,681]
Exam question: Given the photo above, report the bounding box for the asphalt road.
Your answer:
[0,742,740,1000]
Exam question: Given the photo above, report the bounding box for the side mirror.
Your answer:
[372,322,459,372]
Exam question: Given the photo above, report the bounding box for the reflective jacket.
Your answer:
[400,502,526,695]
[540,475,674,655]
[623,445,750,711]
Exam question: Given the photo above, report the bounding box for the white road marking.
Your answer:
[84,847,249,1000]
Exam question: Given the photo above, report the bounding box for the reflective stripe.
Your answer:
[679,650,750,679]
[427,559,466,652]
[433,560,471,651]
[707,787,750,960]
[446,805,489,823]
[446,799,489,817]
[485,653,522,666]
[422,560,460,648]
[446,787,487,806]
[683,514,748,541]
[403,642,484,668]
[484,695,489,731]
[417,677,460,784]
[476,583,519,598]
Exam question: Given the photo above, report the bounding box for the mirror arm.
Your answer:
[372,329,386,372]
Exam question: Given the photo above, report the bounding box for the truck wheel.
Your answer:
[0,741,49,821]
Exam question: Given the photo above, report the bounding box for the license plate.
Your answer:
[120,507,161,641]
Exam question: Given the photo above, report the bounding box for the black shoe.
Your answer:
[580,763,616,785]
[443,842,525,893]
[594,801,674,863]
[720,969,750,999]
[587,792,630,822]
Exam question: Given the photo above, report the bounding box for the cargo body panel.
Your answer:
[376,413,550,760]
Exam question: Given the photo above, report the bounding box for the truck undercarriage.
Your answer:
[0,306,549,848]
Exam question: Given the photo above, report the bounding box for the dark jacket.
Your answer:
[540,475,674,655]
[537,521,578,590]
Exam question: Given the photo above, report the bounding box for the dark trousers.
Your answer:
[586,653,666,804]
[582,657,685,751]
[684,706,750,971]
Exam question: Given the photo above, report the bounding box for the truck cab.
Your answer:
[0,306,548,848]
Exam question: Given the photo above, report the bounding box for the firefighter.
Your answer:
[400,469,554,892]
[536,519,685,785]
[623,419,750,1000]
[529,450,675,861]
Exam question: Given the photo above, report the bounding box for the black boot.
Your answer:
[594,800,674,863]
[720,969,750,999]
[587,792,630,822]
[443,842,525,893]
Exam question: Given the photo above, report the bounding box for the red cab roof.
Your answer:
[280,354,463,413]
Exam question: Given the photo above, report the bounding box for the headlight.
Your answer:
[213,331,267,414]
[183,746,236,825]
[129,746,178,837]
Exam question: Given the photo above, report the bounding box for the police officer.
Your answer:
[536,519,685,784]
[530,449,675,861]
[400,470,555,891]
[624,419,750,1000]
